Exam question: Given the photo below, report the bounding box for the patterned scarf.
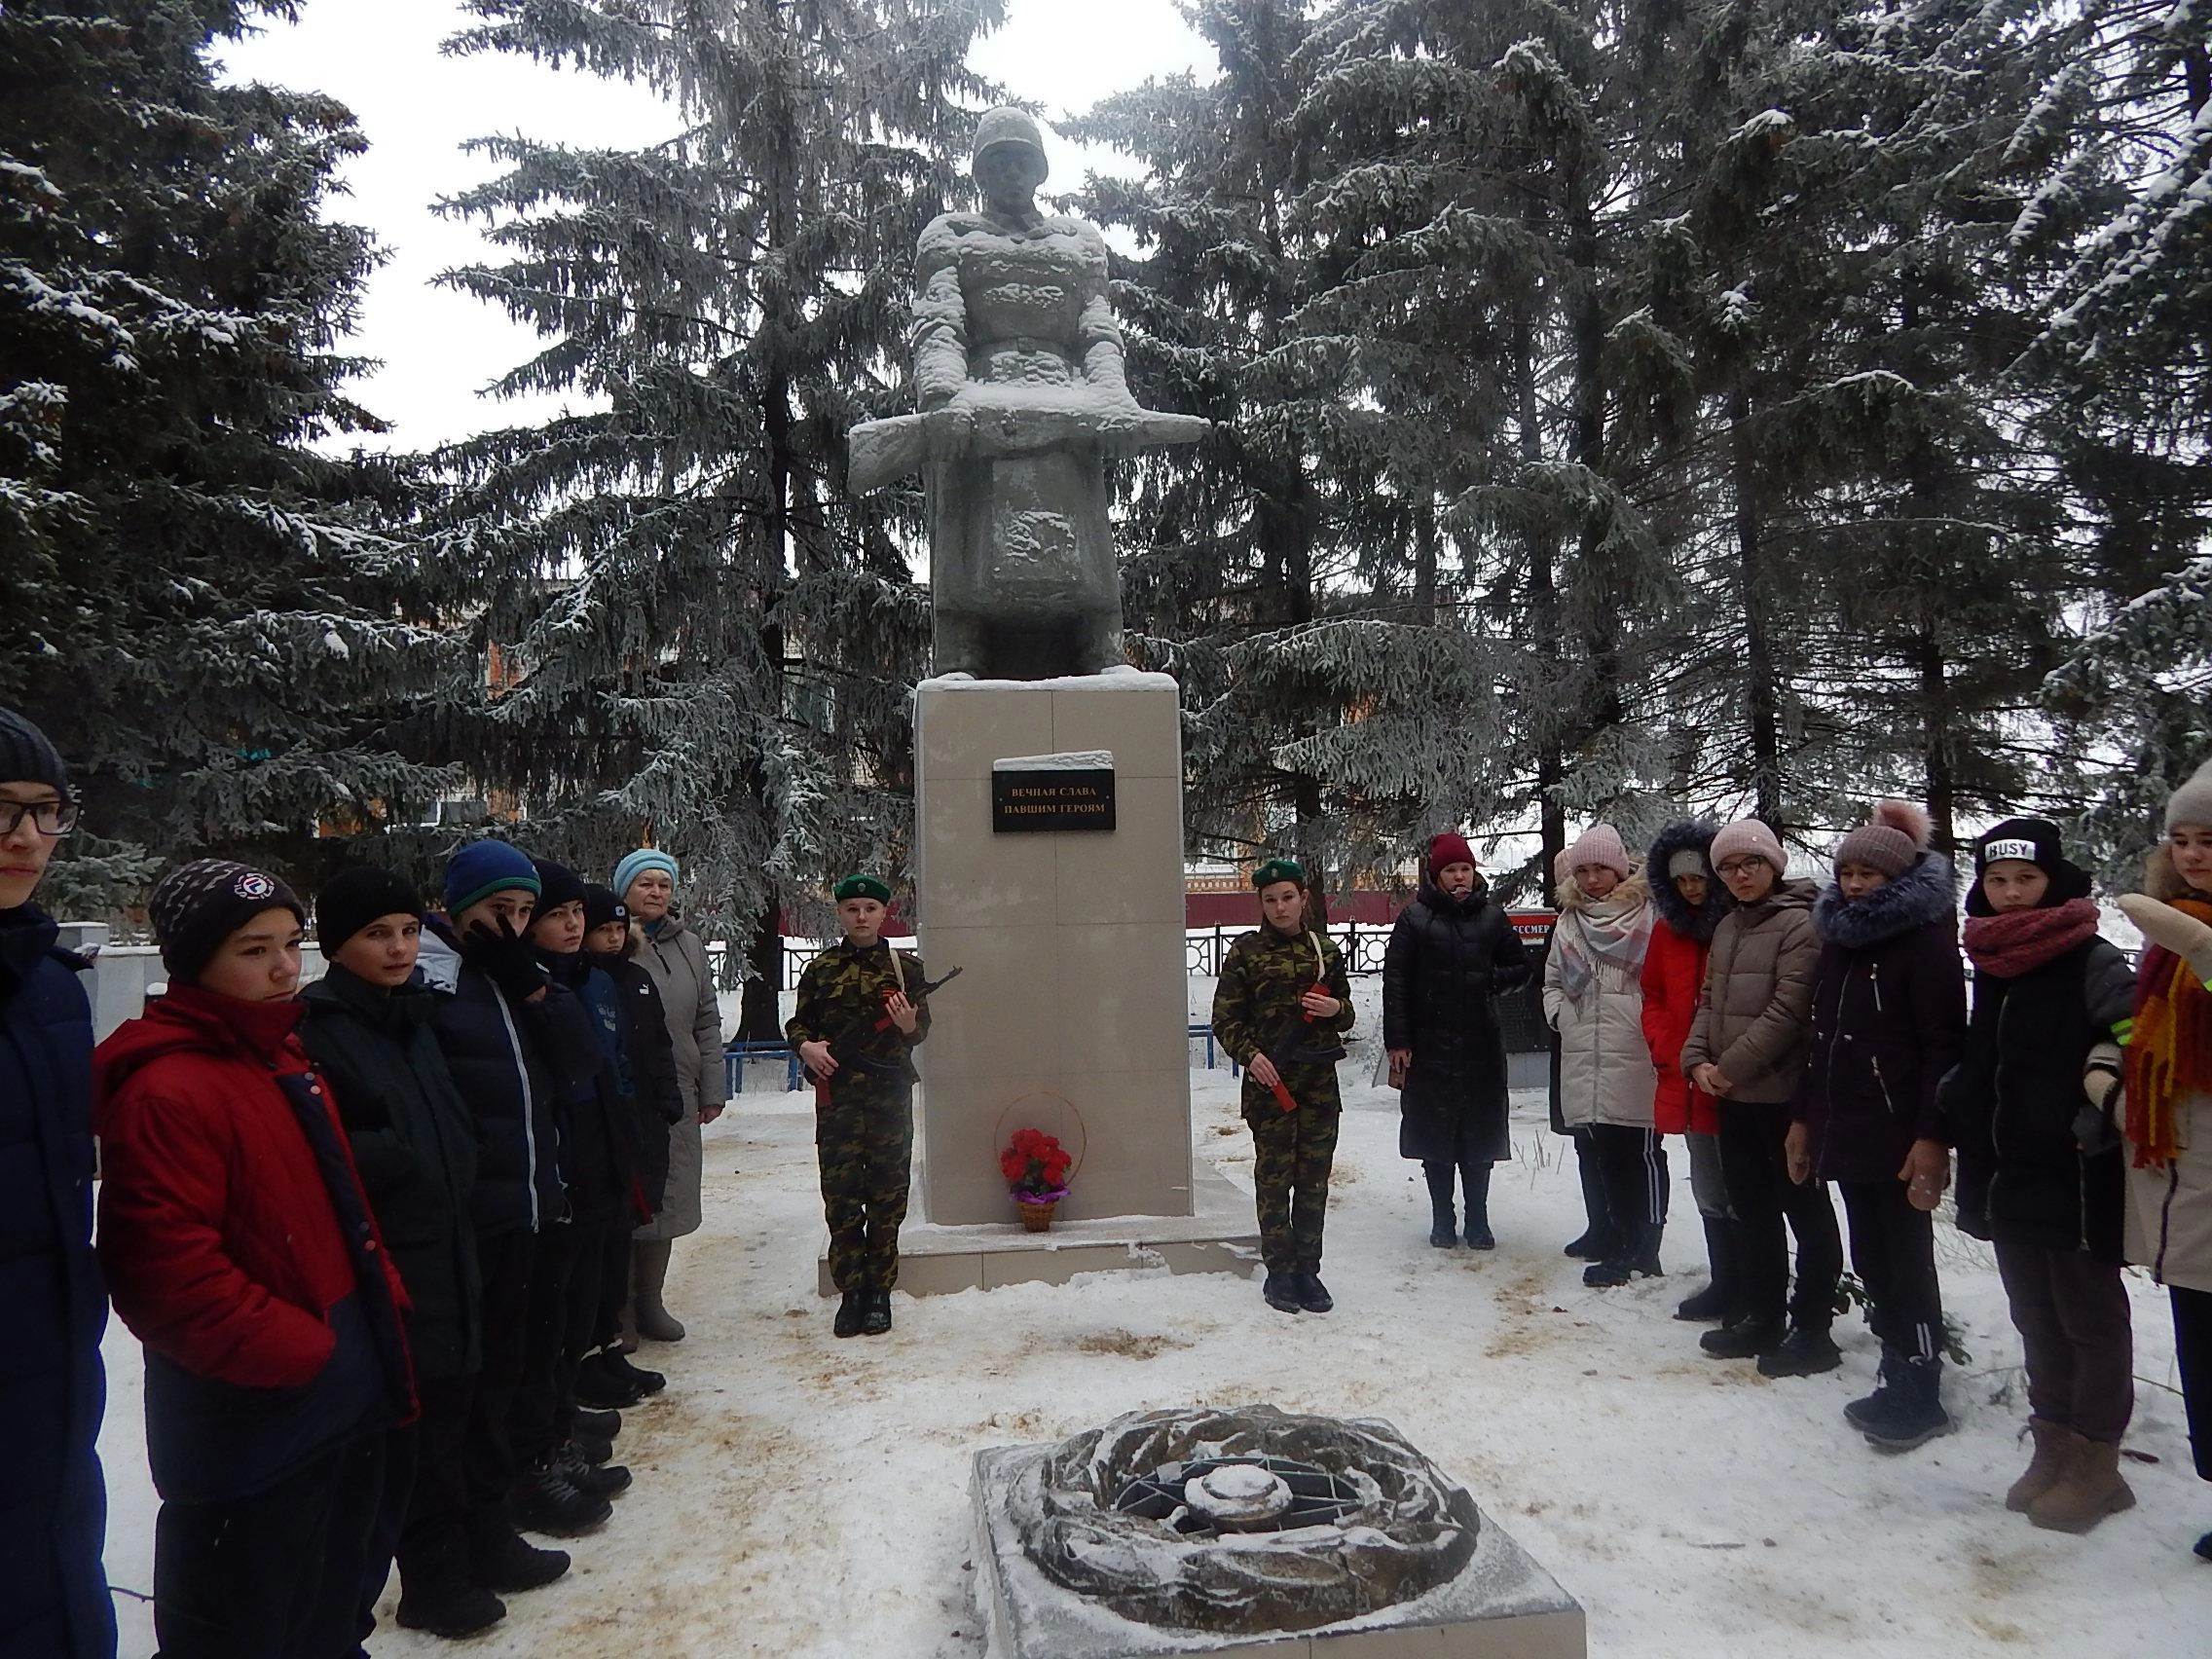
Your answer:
[2125,897,2212,1169]
[1555,880,1653,1006]
[1961,898,2101,979]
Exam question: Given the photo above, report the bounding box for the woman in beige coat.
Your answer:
[1543,825,1664,1287]
[613,850,728,1343]
[2116,757,2212,1562]
[1681,818,1842,1376]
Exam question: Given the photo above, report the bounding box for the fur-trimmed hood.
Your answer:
[1646,820,1729,941]
[2144,842,2207,903]
[1815,851,1957,949]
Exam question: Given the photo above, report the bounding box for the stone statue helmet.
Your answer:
[971,106,1049,211]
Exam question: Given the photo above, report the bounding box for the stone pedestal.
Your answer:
[913,670,1195,1228]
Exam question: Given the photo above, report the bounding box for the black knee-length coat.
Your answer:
[1382,877,1532,1163]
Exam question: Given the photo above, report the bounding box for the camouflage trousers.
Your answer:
[817,1077,913,1292]
[1245,1102,1341,1273]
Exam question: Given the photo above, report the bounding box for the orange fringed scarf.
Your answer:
[2125,897,2212,1168]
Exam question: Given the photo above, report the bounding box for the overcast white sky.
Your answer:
[217,0,1211,451]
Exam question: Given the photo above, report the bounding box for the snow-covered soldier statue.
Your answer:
[847,107,1209,679]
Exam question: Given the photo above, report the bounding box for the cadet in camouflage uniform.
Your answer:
[788,874,930,1338]
[1211,859,1355,1314]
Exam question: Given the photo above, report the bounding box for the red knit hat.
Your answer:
[1427,831,1476,875]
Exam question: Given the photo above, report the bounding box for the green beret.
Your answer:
[834,873,893,903]
[1252,858,1306,892]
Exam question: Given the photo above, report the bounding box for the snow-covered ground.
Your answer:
[97,980,2207,1656]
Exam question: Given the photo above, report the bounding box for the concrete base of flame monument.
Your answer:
[817,668,1261,1298]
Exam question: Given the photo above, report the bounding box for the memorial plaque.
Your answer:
[991,751,1116,833]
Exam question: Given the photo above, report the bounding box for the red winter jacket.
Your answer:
[93,986,409,1388]
[1641,923,1717,1136]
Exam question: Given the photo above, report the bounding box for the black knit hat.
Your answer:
[1967,818,2093,915]
[316,866,423,953]
[530,857,588,914]
[148,859,306,984]
[0,707,69,801]
[583,883,628,934]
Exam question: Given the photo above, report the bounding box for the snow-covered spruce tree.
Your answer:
[419,0,1001,1034]
[1648,0,2088,852]
[0,1,458,906]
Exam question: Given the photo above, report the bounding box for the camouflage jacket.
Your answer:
[787,940,932,1086]
[1212,925,1355,1113]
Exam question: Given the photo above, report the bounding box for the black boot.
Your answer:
[1858,1356,1951,1451]
[832,1290,864,1338]
[396,1559,507,1639]
[601,1348,666,1395]
[1263,1272,1304,1313]
[464,1516,570,1593]
[1701,1312,1786,1358]
[1295,1272,1334,1313]
[572,1350,647,1408]
[1583,1220,1665,1288]
[1675,1217,1737,1321]
[1424,1161,1456,1247]
[1462,1162,1494,1250]
[1844,1347,1902,1430]
[572,1406,621,1440]
[860,1288,893,1336]
[1564,1133,1615,1259]
[572,1430,613,1466]
[1756,1321,1842,1378]
[510,1457,612,1535]
[556,1439,633,1498]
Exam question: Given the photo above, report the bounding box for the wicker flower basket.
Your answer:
[1015,1197,1059,1233]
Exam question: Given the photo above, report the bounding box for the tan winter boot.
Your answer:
[2005,1419,2071,1513]
[2027,1430,2136,1533]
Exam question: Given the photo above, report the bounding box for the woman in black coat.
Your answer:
[1384,832,1532,1249]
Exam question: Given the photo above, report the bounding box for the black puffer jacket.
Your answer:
[1795,855,1967,1183]
[1382,875,1532,1162]
[1948,937,2135,1257]
[594,950,684,1214]
[537,948,647,1230]
[299,965,482,1380]
[419,920,571,1236]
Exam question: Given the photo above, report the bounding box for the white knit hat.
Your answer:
[2167,756,2212,831]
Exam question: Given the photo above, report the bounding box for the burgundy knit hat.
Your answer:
[1563,824,1631,880]
[1710,818,1786,873]
[1833,800,1932,879]
[1427,831,1476,876]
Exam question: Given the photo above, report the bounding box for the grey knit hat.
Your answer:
[2166,756,2212,832]
[0,707,69,801]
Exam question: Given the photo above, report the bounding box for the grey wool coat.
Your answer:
[632,916,727,1240]
[1680,879,1822,1105]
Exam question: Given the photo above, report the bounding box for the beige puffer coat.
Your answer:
[632,915,727,1241]
[2122,846,2212,1294]
[1680,879,1820,1105]
[1542,870,1658,1129]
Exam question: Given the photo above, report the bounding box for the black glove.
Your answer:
[462,912,546,1005]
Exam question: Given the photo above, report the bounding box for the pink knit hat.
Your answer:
[1710,818,1786,872]
[1563,823,1631,881]
[1833,800,1932,878]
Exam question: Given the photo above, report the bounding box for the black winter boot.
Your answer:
[510,1457,613,1536]
[1859,1356,1952,1452]
[464,1518,570,1593]
[572,1406,621,1440]
[572,1351,647,1408]
[1564,1133,1615,1259]
[1295,1272,1334,1313]
[1675,1218,1737,1321]
[1756,1321,1843,1378]
[832,1291,864,1338]
[859,1288,893,1336]
[1844,1348,1902,1430]
[1701,1312,1786,1358]
[396,1562,506,1639]
[1583,1221,1664,1288]
[1462,1162,1495,1250]
[1263,1272,1304,1313]
[556,1440,633,1497]
[1424,1161,1456,1247]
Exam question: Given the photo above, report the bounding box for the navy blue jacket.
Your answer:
[0,905,115,1658]
[419,920,570,1236]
